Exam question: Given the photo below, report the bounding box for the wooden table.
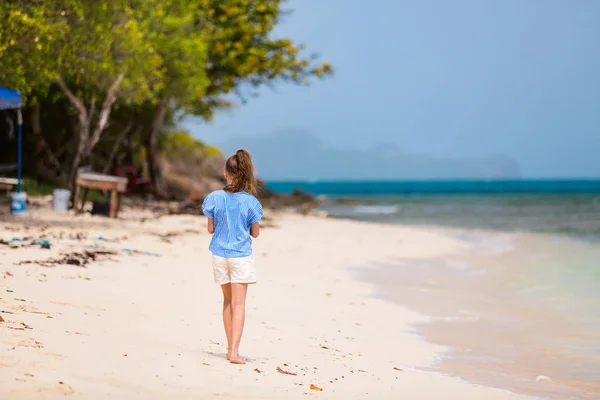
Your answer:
[74,173,128,218]
[0,177,18,194]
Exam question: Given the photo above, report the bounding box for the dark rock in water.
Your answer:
[258,185,320,213]
[330,197,376,206]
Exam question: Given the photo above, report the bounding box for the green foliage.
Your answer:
[188,0,333,118]
[0,2,73,100]
[134,0,209,105]
[19,177,56,196]
[0,1,166,103]
[54,2,165,104]
[0,0,332,193]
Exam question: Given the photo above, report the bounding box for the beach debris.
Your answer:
[20,322,32,329]
[5,272,13,277]
[66,331,89,336]
[16,306,49,315]
[254,368,263,373]
[96,236,118,243]
[122,248,160,257]
[536,375,552,383]
[85,244,160,257]
[7,326,25,331]
[0,315,4,322]
[310,384,323,391]
[276,366,297,376]
[393,367,403,372]
[153,230,202,243]
[0,238,51,249]
[17,250,117,267]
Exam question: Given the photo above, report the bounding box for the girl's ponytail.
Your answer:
[225,148,257,195]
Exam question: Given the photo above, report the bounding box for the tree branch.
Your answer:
[89,72,125,150]
[56,73,87,124]
[88,94,97,128]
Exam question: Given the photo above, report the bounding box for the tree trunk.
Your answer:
[145,99,168,198]
[57,72,125,188]
[69,126,88,187]
[102,118,133,174]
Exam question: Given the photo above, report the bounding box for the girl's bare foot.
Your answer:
[229,356,246,365]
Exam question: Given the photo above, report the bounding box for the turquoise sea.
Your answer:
[268,179,600,237]
[268,180,600,399]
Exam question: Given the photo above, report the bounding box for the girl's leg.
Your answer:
[220,283,233,359]
[229,283,248,364]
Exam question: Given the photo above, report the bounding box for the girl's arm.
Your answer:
[250,222,260,238]
[207,218,215,234]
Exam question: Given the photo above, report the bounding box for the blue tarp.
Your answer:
[0,86,22,110]
[0,86,23,193]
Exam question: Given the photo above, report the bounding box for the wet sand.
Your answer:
[360,230,600,400]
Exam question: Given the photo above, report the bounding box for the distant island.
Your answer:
[216,130,522,180]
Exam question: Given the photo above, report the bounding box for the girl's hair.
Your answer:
[224,149,257,195]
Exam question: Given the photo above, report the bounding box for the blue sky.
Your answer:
[184,0,600,178]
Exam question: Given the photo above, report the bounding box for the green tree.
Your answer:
[2,1,167,185]
[1,0,332,198]
[144,0,333,194]
[52,2,164,183]
[130,0,210,196]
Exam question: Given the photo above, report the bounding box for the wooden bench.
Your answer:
[74,172,128,218]
[0,177,18,194]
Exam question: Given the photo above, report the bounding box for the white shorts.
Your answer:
[212,254,256,285]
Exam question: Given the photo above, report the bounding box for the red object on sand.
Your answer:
[112,166,151,193]
[276,366,297,376]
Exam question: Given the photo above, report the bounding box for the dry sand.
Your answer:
[0,208,534,399]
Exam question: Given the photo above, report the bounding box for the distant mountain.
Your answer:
[216,130,522,180]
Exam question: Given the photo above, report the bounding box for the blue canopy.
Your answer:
[0,86,22,110]
[0,86,23,193]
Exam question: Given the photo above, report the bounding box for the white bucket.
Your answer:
[10,191,27,215]
[53,189,71,212]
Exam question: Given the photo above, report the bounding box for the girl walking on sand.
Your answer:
[202,149,263,365]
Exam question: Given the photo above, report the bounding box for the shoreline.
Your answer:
[1,207,537,399]
[354,225,600,400]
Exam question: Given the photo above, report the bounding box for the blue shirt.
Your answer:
[202,190,263,258]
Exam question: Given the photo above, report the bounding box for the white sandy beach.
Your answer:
[0,207,534,399]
